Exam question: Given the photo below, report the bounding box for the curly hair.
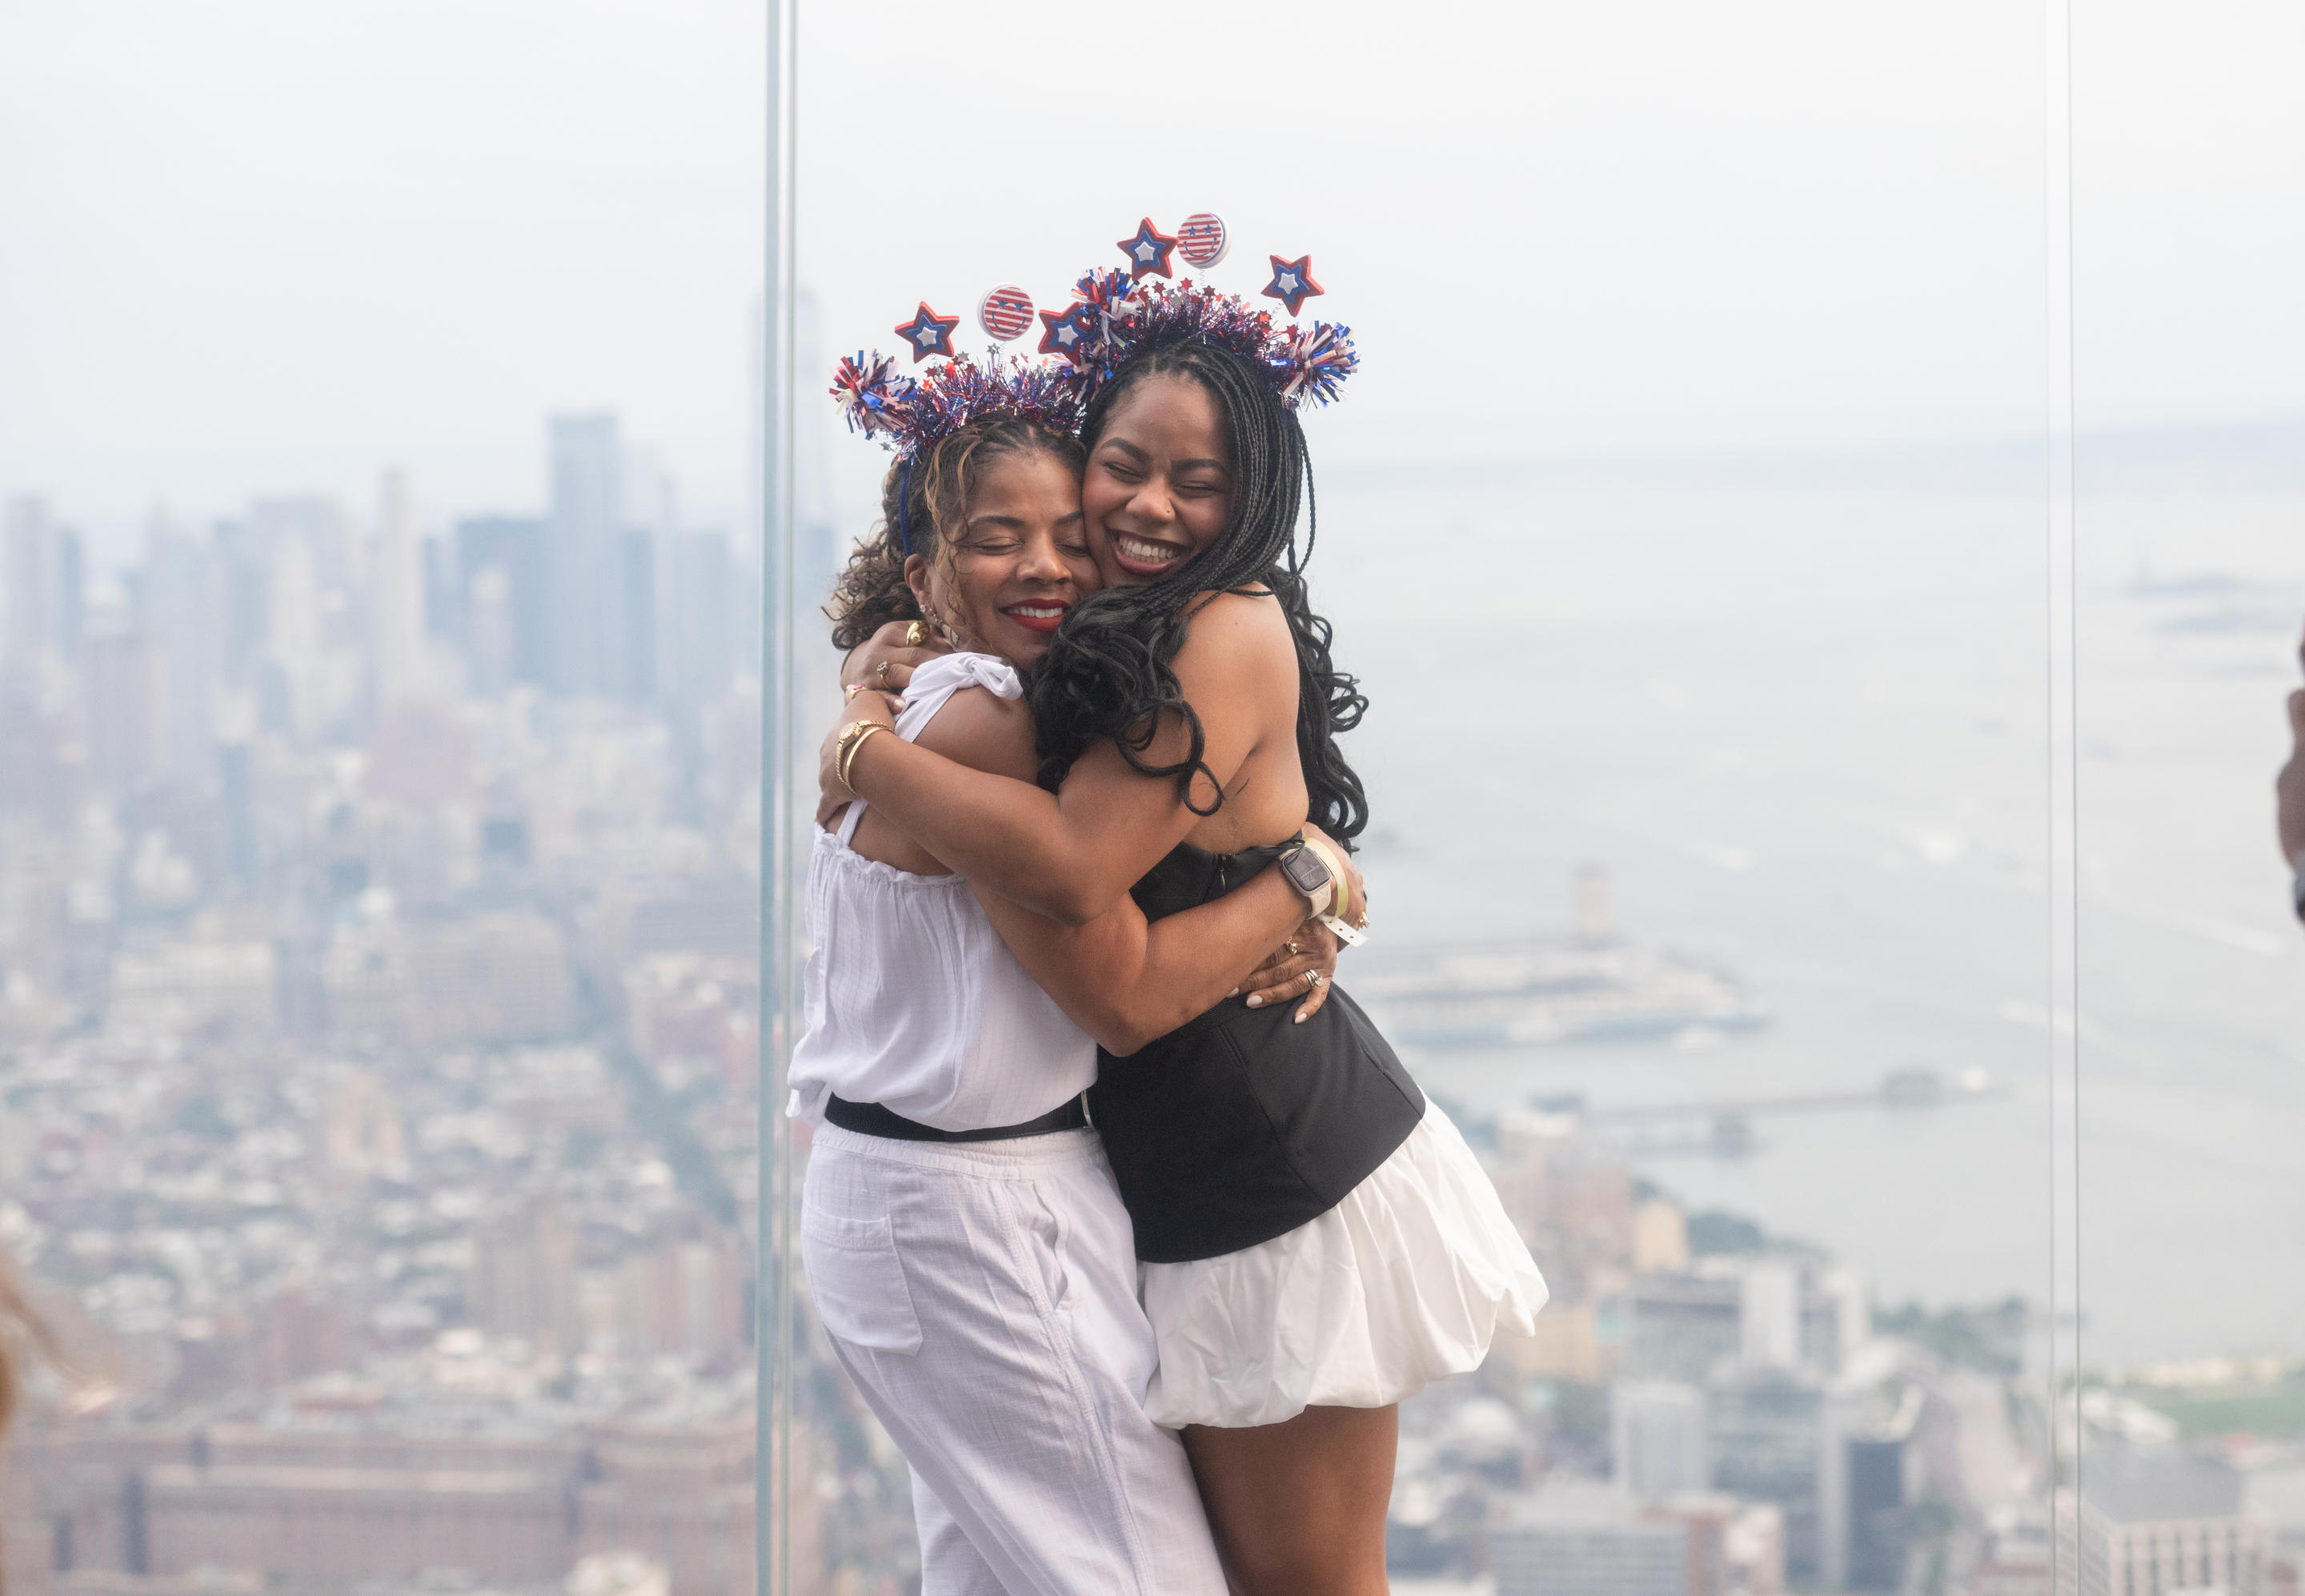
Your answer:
[1026,341,1370,846]
[824,415,1085,652]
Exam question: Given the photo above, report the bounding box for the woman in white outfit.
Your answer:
[791,402,1358,1596]
[828,262,1548,1596]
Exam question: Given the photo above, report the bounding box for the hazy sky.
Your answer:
[2,0,2299,542]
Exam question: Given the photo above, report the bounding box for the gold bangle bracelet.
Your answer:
[836,721,888,790]
[842,722,886,789]
[836,723,874,789]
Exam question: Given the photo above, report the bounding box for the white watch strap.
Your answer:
[1297,833,1349,920]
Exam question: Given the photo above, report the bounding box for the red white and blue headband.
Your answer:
[828,213,1360,551]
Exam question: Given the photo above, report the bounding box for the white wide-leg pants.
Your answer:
[801,1123,1226,1596]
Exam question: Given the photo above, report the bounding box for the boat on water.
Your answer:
[1349,867,1771,1049]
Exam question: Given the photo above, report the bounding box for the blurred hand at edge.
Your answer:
[2279,630,2305,867]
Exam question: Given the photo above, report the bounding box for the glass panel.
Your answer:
[2069,1,2305,1581]
[780,6,2059,1596]
[0,8,764,1594]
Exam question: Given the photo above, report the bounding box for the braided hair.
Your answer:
[825,415,1085,652]
[1027,341,1369,845]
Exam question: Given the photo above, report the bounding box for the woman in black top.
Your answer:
[826,319,1545,1596]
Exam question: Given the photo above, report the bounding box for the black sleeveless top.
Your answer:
[1085,840,1426,1263]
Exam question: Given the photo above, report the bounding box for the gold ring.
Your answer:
[876,660,893,687]
[1284,941,1301,956]
[904,620,929,648]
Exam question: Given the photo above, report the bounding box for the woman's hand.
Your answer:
[841,620,947,696]
[2280,625,2305,867]
[1240,917,1344,1022]
[1238,826,1367,1022]
[817,689,901,825]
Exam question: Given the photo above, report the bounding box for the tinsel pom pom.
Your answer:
[1273,321,1358,409]
[830,351,916,439]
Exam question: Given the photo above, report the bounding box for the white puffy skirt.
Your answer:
[1138,1100,1548,1430]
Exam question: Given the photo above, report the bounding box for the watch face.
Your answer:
[1282,848,1331,895]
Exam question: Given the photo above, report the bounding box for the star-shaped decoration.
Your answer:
[1261,255,1324,318]
[1116,217,1180,281]
[1036,302,1099,363]
[893,302,961,363]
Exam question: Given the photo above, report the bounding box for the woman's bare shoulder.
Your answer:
[1179,587,1293,662]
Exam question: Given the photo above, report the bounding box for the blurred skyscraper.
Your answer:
[547,413,627,699]
[138,523,218,782]
[473,1197,583,1354]
[373,467,431,707]
[1739,1262,1803,1372]
[622,523,657,701]
[1614,1381,1710,1502]
[1818,1385,1921,1594]
[1490,1481,1706,1596]
[2077,1452,2269,1596]
[82,632,164,788]
[453,515,549,692]
[1708,1372,1827,1580]
[5,495,86,699]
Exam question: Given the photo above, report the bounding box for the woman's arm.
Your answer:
[912,687,1360,1053]
[980,877,1339,1056]
[826,592,1294,925]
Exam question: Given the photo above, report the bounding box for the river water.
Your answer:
[1310,435,2305,1367]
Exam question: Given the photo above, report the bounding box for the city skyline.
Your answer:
[6,2,2303,1590]
[4,404,2298,1590]
[0,371,789,1590]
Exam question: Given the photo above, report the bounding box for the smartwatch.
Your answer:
[1277,834,1369,947]
[1278,838,1334,913]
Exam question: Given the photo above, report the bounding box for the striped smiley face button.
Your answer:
[978,284,1036,343]
[1177,213,1229,271]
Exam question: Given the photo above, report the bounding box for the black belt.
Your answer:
[824,1092,1089,1143]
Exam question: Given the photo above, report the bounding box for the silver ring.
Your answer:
[1305,969,1325,989]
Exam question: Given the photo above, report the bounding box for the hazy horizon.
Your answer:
[7,0,2302,525]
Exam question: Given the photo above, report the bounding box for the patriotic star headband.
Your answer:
[828,213,1357,549]
[828,350,1084,554]
[1029,215,1356,412]
[1055,270,1357,413]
